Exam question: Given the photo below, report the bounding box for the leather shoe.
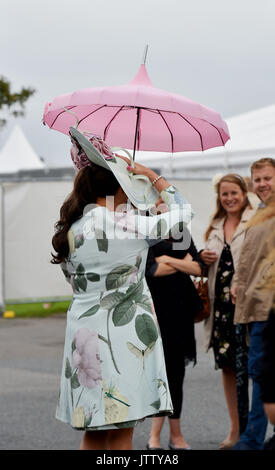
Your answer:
[168,442,191,450]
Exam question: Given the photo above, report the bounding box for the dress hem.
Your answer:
[56,409,173,431]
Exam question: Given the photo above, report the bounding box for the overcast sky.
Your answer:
[1,0,275,167]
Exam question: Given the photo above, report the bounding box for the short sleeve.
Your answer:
[145,247,159,277]
[188,237,204,270]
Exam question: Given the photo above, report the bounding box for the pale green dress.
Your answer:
[56,185,193,430]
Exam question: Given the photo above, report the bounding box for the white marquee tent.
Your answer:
[0,126,52,311]
[0,125,45,173]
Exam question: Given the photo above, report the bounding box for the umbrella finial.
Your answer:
[142,44,149,65]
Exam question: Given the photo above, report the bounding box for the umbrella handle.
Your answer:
[62,107,79,128]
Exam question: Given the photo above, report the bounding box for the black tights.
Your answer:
[163,342,186,419]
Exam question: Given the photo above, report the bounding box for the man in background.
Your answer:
[231,157,275,450]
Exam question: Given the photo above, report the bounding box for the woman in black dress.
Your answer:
[145,227,203,450]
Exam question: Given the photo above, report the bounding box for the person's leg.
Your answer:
[147,416,165,448]
[80,430,109,450]
[168,417,191,449]
[235,323,249,434]
[220,367,240,447]
[237,380,268,449]
[235,322,268,450]
[108,427,134,450]
[80,427,134,450]
[166,362,190,449]
[152,325,190,449]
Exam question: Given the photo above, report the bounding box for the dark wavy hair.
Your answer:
[51,164,120,264]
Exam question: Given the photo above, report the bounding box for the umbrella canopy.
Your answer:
[43,64,230,155]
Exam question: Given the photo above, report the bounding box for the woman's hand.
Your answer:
[153,254,177,277]
[200,249,218,266]
[183,253,193,263]
[116,154,156,179]
[116,154,169,191]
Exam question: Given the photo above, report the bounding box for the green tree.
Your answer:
[0,76,35,129]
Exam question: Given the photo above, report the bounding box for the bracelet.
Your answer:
[152,175,163,185]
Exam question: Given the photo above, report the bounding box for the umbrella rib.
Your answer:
[157,111,174,153]
[206,122,225,146]
[78,104,108,127]
[51,106,77,128]
[103,106,125,140]
[177,113,204,151]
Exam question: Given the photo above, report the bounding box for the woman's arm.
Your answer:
[155,253,202,276]
[117,155,193,243]
[153,263,177,277]
[145,247,177,278]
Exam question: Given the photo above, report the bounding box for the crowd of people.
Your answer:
[201,159,275,451]
[51,126,275,451]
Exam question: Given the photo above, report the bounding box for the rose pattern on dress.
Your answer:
[72,328,102,389]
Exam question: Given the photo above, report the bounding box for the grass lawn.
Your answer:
[4,301,71,318]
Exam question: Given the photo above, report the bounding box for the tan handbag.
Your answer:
[194,277,210,323]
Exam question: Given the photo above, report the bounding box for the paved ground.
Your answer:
[0,315,272,451]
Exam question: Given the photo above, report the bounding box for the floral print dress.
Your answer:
[210,241,236,370]
[55,186,193,431]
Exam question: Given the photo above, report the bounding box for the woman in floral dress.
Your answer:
[211,243,236,370]
[200,174,255,449]
[51,129,192,450]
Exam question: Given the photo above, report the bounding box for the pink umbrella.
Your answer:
[43,59,229,158]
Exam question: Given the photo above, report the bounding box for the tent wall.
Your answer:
[170,179,215,249]
[0,178,215,305]
[3,181,73,302]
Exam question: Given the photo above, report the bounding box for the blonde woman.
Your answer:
[200,174,255,449]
